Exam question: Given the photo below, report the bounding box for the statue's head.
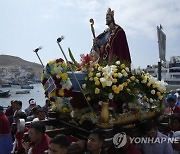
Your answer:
[106,8,115,25]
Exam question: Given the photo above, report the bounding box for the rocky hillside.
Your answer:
[0,55,43,82]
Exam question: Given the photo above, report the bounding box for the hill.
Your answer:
[0,55,43,82]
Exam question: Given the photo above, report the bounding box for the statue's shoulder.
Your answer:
[104,28,110,33]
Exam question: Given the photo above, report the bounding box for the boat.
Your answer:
[21,85,34,89]
[145,56,180,87]
[16,90,30,94]
[1,83,11,88]
[0,90,10,98]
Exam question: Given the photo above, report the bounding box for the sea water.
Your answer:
[0,83,46,110]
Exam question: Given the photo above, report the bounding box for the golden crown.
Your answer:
[106,8,114,17]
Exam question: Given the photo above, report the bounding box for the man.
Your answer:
[25,98,36,116]
[167,97,180,114]
[48,134,69,154]
[93,8,131,64]
[22,121,50,154]
[139,120,173,154]
[84,129,106,154]
[0,106,13,154]
[12,111,28,154]
[33,108,47,121]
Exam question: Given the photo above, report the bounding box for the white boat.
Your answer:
[145,56,180,86]
[16,90,30,94]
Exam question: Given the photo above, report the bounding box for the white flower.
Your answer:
[96,73,101,77]
[118,73,123,78]
[151,90,155,95]
[150,98,153,103]
[125,67,130,72]
[100,77,112,87]
[82,84,86,89]
[108,93,114,100]
[62,78,72,89]
[115,61,120,65]
[123,72,128,77]
[89,77,93,81]
[106,80,113,87]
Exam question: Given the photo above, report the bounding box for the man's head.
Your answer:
[170,113,180,131]
[49,134,69,154]
[29,98,36,109]
[28,121,46,143]
[141,120,158,138]
[87,129,104,153]
[36,108,46,121]
[14,111,27,123]
[167,97,176,108]
[14,100,22,111]
[106,8,115,25]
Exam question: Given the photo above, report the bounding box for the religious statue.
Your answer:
[91,8,131,65]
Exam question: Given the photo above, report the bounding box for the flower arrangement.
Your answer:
[41,58,73,112]
[79,53,95,72]
[133,70,167,106]
[82,61,137,104]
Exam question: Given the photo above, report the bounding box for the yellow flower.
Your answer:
[54,63,58,67]
[49,91,56,97]
[94,64,99,68]
[121,69,126,74]
[62,107,69,112]
[102,82,106,88]
[118,84,124,91]
[113,73,118,78]
[61,62,67,68]
[95,80,100,86]
[113,87,119,94]
[147,82,151,87]
[127,79,131,83]
[48,60,54,65]
[130,76,135,81]
[88,72,93,77]
[112,85,117,90]
[61,73,68,80]
[85,77,88,81]
[112,79,117,84]
[152,83,157,88]
[120,64,126,69]
[143,95,147,100]
[123,82,128,87]
[127,88,131,93]
[94,77,99,82]
[95,88,100,94]
[51,69,55,74]
[58,89,64,96]
[157,91,161,96]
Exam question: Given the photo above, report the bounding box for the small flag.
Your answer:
[45,76,56,94]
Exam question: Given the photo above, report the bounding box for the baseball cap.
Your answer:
[29,99,36,105]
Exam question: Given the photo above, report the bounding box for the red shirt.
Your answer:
[0,113,11,134]
[15,127,29,151]
[30,134,50,154]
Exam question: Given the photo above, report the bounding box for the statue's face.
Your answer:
[106,14,113,25]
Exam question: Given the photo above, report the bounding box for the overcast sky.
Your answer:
[0,0,180,68]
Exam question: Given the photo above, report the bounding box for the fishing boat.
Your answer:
[21,84,34,89]
[0,90,10,98]
[16,90,30,94]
